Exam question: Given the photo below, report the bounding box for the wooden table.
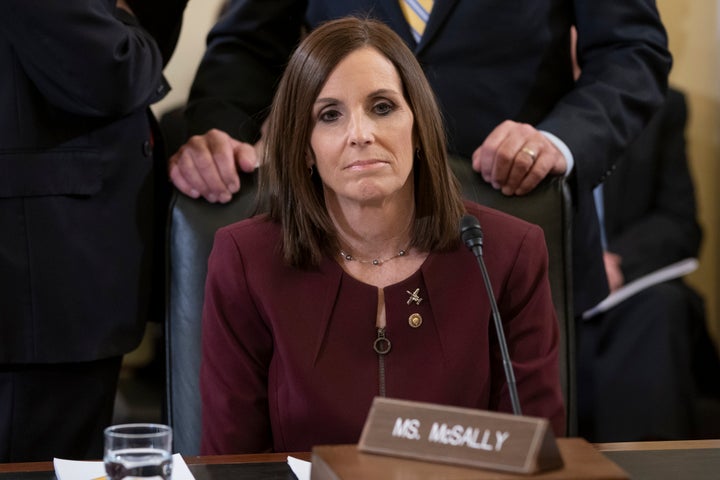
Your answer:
[1,440,718,479]
[595,439,720,479]
[0,452,310,480]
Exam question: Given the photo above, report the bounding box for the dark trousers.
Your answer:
[0,356,122,462]
[577,280,702,442]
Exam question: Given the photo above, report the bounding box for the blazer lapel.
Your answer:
[308,256,345,365]
[381,0,417,48]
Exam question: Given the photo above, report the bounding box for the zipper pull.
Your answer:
[373,327,392,355]
[375,327,391,397]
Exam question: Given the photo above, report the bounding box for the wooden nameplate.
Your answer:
[311,439,629,479]
[356,397,562,474]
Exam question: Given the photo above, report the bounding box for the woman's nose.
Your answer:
[347,112,374,146]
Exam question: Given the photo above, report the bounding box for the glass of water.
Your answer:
[104,423,173,480]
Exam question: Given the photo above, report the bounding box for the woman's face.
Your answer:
[310,47,415,207]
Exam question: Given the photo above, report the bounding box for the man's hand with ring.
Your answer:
[168,128,260,203]
[471,120,567,196]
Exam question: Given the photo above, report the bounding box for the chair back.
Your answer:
[165,173,258,455]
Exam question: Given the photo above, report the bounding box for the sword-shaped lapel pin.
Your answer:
[406,288,422,306]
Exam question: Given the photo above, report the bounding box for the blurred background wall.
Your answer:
[153,0,720,346]
[151,0,225,117]
[656,0,720,344]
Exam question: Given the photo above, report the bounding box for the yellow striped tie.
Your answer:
[399,0,434,42]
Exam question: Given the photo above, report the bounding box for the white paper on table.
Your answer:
[287,456,311,480]
[54,453,194,480]
[582,257,699,320]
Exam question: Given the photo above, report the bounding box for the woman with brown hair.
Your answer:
[200,16,564,454]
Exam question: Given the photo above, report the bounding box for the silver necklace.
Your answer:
[339,247,408,266]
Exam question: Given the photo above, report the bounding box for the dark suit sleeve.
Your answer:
[184,0,307,141]
[607,90,702,282]
[125,0,188,64]
[539,1,672,192]
[0,0,165,116]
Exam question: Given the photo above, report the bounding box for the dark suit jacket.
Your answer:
[126,0,188,63]
[185,0,671,315]
[0,1,185,363]
[603,88,701,282]
[200,202,564,454]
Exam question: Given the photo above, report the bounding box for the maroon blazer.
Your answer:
[200,202,564,454]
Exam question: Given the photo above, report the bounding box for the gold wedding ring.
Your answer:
[520,146,538,161]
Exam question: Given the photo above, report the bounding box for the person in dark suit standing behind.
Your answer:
[578,87,720,441]
[0,0,185,462]
[168,0,671,324]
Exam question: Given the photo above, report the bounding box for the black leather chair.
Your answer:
[165,172,259,455]
[165,156,574,455]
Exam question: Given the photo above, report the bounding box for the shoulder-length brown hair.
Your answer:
[260,16,465,268]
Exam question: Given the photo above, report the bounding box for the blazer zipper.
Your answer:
[373,327,392,397]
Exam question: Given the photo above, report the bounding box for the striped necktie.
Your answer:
[399,0,434,43]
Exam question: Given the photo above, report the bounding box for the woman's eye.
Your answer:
[319,109,340,122]
[373,102,394,115]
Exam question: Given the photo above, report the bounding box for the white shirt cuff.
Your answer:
[540,130,574,177]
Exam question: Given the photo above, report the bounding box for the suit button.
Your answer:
[142,140,152,157]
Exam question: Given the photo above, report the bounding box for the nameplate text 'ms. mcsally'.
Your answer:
[357,397,563,474]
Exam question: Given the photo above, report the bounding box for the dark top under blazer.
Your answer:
[200,202,565,454]
[0,1,185,363]
[186,0,672,315]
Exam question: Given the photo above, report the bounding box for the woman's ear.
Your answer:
[306,149,316,168]
[306,150,316,176]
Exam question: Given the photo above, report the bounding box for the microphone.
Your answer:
[460,214,522,416]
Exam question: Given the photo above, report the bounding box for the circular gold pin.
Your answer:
[408,313,423,328]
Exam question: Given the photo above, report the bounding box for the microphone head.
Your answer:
[460,214,483,250]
